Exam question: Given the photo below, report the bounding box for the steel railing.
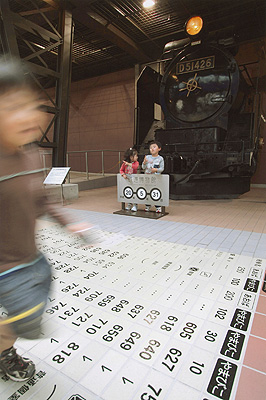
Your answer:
[41,149,123,181]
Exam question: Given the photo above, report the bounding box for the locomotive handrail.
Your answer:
[163,140,251,154]
[164,140,251,146]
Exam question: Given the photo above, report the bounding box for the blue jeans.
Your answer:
[0,254,51,339]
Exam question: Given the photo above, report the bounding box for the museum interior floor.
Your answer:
[1,186,266,400]
[66,185,266,239]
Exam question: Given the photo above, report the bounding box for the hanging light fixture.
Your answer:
[143,0,155,8]
[185,16,203,37]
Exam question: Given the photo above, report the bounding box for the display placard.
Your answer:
[43,167,70,185]
[117,174,169,206]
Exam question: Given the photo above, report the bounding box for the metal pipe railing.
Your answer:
[85,152,88,180]
[42,149,124,181]
[101,151,104,176]
[41,151,52,177]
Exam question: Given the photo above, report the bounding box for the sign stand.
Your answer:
[117,203,167,219]
[43,167,71,205]
[114,174,169,219]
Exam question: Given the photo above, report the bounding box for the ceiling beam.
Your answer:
[73,8,151,64]
[20,7,54,16]
[24,61,60,77]
[40,0,60,9]
[10,10,61,41]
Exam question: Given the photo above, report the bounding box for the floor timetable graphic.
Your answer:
[0,225,265,400]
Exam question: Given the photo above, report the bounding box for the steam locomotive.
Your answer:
[136,16,260,199]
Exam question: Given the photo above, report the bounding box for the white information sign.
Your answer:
[43,167,70,185]
[117,174,169,206]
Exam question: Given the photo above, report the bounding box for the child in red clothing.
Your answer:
[120,148,139,211]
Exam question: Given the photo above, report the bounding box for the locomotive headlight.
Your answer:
[185,16,203,37]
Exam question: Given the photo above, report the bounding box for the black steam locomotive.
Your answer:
[136,16,260,199]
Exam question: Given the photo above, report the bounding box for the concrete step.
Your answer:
[77,175,117,191]
[44,184,79,201]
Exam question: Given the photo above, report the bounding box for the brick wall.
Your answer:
[67,68,135,174]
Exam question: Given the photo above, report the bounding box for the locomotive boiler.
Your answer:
[136,16,260,199]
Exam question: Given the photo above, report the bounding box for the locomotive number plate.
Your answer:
[176,55,215,75]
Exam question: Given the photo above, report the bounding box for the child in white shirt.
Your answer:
[142,141,164,212]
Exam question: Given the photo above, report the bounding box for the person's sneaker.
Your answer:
[156,206,162,213]
[125,204,131,210]
[0,347,35,382]
[145,206,151,212]
[131,205,137,212]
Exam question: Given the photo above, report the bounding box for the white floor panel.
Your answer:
[1,224,265,400]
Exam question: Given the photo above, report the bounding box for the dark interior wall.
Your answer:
[252,90,266,184]
[67,68,135,173]
[235,40,266,185]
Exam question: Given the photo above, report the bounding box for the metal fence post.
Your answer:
[42,154,47,177]
[85,151,89,180]
[66,153,70,183]
[102,151,104,176]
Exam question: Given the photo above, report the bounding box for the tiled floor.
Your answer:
[64,186,266,258]
[1,186,266,400]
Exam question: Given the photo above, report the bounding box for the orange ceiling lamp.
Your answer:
[185,16,203,36]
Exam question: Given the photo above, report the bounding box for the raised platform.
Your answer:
[44,183,79,201]
[77,175,117,191]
